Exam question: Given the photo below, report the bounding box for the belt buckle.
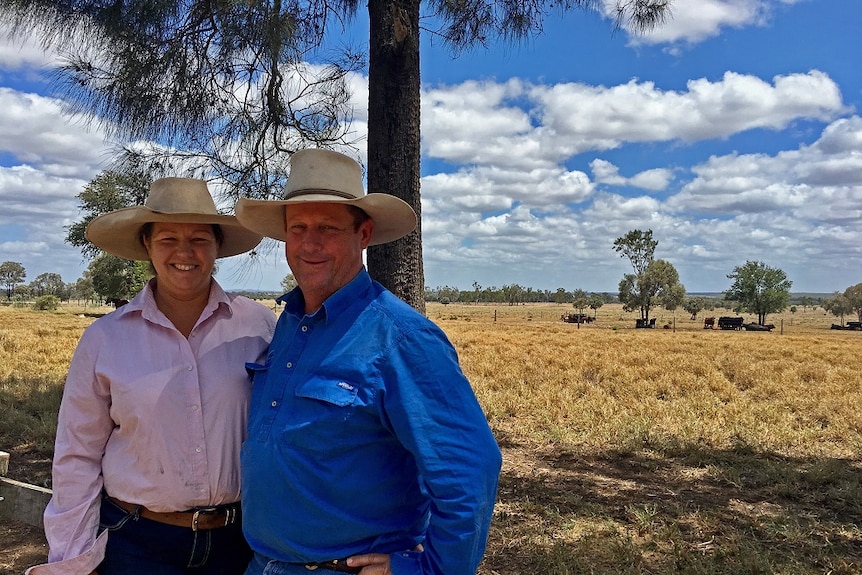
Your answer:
[191,507,219,531]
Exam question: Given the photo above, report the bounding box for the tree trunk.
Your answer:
[366,0,425,314]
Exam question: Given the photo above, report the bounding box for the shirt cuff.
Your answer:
[26,530,108,575]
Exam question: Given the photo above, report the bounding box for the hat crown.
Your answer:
[147,178,220,214]
[84,176,263,260]
[234,148,417,246]
[284,149,365,200]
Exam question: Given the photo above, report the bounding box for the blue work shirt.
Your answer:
[241,269,502,575]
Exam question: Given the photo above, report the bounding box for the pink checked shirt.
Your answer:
[29,280,275,575]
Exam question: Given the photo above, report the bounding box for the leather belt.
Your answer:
[304,559,362,573]
[106,496,240,531]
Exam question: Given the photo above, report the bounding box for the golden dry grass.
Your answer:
[2,300,861,574]
[0,305,98,486]
[430,302,862,574]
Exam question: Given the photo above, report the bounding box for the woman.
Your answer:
[27,178,276,575]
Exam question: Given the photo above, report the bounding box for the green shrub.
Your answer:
[33,295,60,311]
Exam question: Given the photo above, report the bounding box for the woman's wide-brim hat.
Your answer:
[235,149,417,246]
[85,177,263,261]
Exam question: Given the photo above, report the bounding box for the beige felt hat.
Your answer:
[85,177,263,261]
[235,149,417,246]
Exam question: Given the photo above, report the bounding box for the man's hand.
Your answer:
[346,544,423,574]
[344,553,390,575]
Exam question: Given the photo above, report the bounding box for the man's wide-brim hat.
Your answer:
[85,177,263,261]
[235,149,417,246]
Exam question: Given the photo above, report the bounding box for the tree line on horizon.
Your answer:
[2,256,861,327]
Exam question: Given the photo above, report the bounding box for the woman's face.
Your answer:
[142,222,219,301]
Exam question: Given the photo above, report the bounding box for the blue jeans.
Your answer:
[97,497,252,575]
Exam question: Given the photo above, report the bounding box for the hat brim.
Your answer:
[85,206,263,261]
[235,193,417,246]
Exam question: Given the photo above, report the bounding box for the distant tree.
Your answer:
[823,292,852,326]
[66,171,151,258]
[797,295,815,310]
[30,272,66,298]
[552,288,571,304]
[614,230,684,322]
[683,296,705,320]
[571,289,590,314]
[0,261,26,300]
[280,273,298,294]
[472,281,482,304]
[724,261,792,325]
[614,229,657,276]
[588,293,605,318]
[618,259,685,321]
[88,255,150,302]
[500,284,524,306]
[844,283,862,322]
[434,285,461,304]
[13,284,32,300]
[71,276,96,305]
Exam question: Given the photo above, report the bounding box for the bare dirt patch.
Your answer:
[0,519,47,575]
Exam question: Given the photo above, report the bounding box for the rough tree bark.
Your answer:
[366,0,425,314]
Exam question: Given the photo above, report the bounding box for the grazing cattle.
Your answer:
[635,318,657,329]
[743,323,774,332]
[703,317,715,329]
[561,312,593,324]
[106,298,129,308]
[717,316,745,330]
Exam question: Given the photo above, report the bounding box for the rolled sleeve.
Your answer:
[382,327,502,575]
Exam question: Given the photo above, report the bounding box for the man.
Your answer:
[236,149,502,575]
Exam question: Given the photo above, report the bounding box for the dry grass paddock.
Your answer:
[2,301,861,574]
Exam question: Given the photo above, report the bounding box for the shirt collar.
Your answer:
[117,278,232,323]
[281,268,371,323]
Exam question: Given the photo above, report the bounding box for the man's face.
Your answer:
[284,202,373,312]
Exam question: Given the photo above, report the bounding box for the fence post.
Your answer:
[0,450,53,528]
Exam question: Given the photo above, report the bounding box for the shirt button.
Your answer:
[195,446,202,453]
[301,326,308,332]
[191,405,199,411]
[187,365,194,371]
[286,362,293,368]
[271,400,278,407]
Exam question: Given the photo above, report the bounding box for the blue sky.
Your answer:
[0,0,860,295]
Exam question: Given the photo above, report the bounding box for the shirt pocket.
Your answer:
[295,376,359,407]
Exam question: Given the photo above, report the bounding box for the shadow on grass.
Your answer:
[0,378,62,487]
[481,436,862,575]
